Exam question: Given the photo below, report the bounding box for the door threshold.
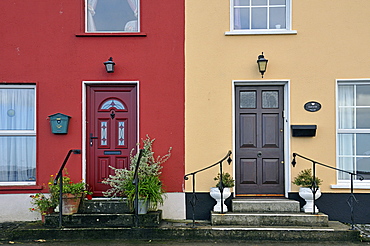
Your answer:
[235,194,285,199]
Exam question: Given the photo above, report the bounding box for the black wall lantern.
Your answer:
[257,52,268,78]
[104,57,115,73]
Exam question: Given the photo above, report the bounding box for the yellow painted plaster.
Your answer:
[185,0,370,193]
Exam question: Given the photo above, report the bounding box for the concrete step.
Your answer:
[232,199,300,213]
[1,220,360,242]
[79,199,131,214]
[44,210,162,228]
[211,212,329,227]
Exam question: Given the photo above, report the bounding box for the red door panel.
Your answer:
[86,85,137,196]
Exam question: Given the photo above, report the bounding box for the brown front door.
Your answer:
[235,85,284,196]
[86,85,137,196]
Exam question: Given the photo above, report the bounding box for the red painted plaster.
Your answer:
[0,0,184,193]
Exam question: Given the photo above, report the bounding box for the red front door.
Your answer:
[86,85,137,196]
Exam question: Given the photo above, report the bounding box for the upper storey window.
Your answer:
[86,0,140,33]
[228,0,296,35]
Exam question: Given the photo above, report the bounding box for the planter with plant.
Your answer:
[29,193,58,222]
[292,168,323,213]
[210,172,234,213]
[49,172,86,215]
[103,135,171,214]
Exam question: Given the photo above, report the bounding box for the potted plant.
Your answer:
[49,172,86,215]
[210,172,234,213]
[292,168,323,213]
[29,193,57,222]
[103,135,171,214]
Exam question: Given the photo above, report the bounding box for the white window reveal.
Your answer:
[0,85,36,185]
[86,0,140,33]
[336,81,370,187]
[227,0,296,35]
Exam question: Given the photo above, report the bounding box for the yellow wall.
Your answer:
[185,0,370,193]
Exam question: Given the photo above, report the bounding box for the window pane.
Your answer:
[338,157,354,180]
[252,0,267,6]
[269,7,286,29]
[338,108,354,129]
[234,8,250,29]
[338,85,354,106]
[87,0,139,32]
[356,108,370,129]
[252,7,267,29]
[339,134,354,156]
[235,0,250,6]
[356,157,370,179]
[356,134,370,155]
[262,91,278,108]
[270,0,285,5]
[0,88,35,131]
[0,136,36,182]
[240,91,256,108]
[356,85,370,106]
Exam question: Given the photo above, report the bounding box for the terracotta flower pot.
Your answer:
[62,193,82,215]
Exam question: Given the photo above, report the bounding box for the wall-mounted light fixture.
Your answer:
[257,52,268,78]
[104,57,115,73]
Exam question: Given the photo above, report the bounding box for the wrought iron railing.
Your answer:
[291,152,364,229]
[132,149,144,228]
[184,150,232,227]
[53,149,81,228]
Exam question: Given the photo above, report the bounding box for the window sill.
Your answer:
[331,183,370,189]
[76,32,147,37]
[225,30,297,36]
[0,185,42,191]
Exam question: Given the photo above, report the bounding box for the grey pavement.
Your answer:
[3,240,369,245]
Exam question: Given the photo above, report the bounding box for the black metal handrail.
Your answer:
[132,149,144,228]
[184,150,232,227]
[53,149,81,228]
[291,152,364,229]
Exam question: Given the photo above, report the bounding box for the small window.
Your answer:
[0,85,36,184]
[229,0,295,34]
[86,0,140,33]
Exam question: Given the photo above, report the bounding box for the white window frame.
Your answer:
[332,79,370,189]
[226,0,297,35]
[85,0,141,33]
[0,84,36,186]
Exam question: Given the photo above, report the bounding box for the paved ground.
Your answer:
[1,239,369,245]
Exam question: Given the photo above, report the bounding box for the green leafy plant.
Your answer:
[49,171,86,197]
[214,172,235,188]
[103,135,171,210]
[29,193,57,215]
[292,168,323,188]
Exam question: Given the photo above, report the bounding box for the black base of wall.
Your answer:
[186,192,370,223]
[185,192,233,220]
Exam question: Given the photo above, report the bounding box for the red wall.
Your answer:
[0,0,184,193]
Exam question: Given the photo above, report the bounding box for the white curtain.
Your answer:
[338,85,354,179]
[0,89,36,182]
[87,0,98,32]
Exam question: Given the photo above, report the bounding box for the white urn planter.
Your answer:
[299,187,321,213]
[210,187,231,212]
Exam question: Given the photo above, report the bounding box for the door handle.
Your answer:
[257,151,262,158]
[90,133,98,146]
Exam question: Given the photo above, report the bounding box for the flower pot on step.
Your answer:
[62,193,82,215]
[298,187,321,213]
[210,187,231,212]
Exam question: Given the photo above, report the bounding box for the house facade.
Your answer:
[185,0,370,223]
[0,0,185,222]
